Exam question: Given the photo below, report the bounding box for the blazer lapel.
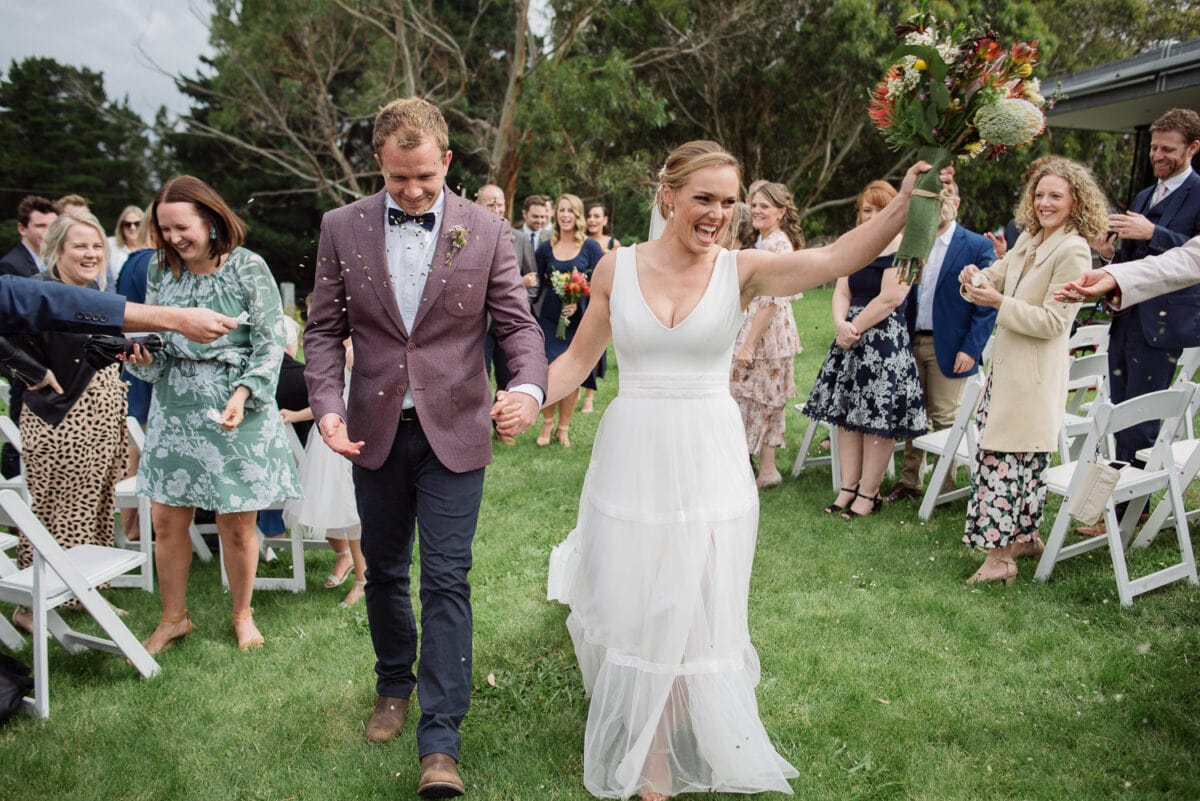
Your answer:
[410,189,470,334]
[1133,185,1154,215]
[357,190,408,336]
[1152,172,1199,230]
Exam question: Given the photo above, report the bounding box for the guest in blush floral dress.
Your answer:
[730,182,805,488]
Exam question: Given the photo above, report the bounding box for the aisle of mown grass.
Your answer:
[1,288,1197,800]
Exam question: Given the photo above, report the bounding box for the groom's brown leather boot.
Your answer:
[418,753,464,798]
[365,695,409,743]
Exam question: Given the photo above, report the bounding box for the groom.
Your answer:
[304,97,546,797]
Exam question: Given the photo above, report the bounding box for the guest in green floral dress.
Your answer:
[128,175,301,653]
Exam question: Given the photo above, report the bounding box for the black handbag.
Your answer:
[0,651,33,723]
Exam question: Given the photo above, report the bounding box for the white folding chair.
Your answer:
[913,372,985,521]
[791,412,840,491]
[1034,384,1199,605]
[109,417,154,592]
[1128,439,1200,549]
[0,531,26,650]
[1067,323,1110,355]
[219,422,310,593]
[790,413,900,490]
[1058,352,1111,463]
[0,490,160,718]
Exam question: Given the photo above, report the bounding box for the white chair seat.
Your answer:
[114,475,137,495]
[1135,439,1198,467]
[0,545,146,605]
[1043,461,1166,502]
[912,428,972,460]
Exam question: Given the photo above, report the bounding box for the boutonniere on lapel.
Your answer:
[443,225,471,269]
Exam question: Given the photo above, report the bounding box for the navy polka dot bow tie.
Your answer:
[388,207,436,231]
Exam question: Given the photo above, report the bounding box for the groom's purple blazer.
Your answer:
[304,188,547,472]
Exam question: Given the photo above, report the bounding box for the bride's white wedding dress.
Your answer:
[548,245,798,798]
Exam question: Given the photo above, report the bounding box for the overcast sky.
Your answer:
[0,0,213,121]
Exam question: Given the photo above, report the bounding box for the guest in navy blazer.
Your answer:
[890,183,997,500]
[1093,108,1200,471]
[0,273,237,339]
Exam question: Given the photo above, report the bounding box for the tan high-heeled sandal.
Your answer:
[966,555,1017,586]
[232,608,265,651]
[536,418,554,447]
[556,425,571,448]
[143,609,193,655]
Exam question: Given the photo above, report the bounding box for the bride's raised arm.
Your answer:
[737,161,946,303]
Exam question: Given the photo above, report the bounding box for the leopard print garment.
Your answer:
[16,365,128,569]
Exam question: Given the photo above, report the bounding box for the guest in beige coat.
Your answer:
[957,157,1108,585]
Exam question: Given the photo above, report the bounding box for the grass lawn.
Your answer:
[1,288,1198,800]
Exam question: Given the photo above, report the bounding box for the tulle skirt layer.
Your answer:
[549,390,797,797]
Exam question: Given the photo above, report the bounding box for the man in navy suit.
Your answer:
[1079,108,1200,534]
[0,196,57,278]
[890,183,997,501]
[1096,109,1200,458]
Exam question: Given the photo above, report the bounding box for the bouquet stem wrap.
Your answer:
[556,313,570,340]
[893,145,951,285]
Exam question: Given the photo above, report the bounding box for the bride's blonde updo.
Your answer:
[653,140,741,219]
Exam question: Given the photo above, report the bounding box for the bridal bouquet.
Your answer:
[868,9,1048,283]
[549,269,590,339]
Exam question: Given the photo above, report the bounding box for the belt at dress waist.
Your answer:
[619,373,730,399]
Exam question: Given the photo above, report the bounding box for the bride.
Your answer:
[497,141,941,799]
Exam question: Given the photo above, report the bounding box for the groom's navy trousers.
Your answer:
[353,413,485,761]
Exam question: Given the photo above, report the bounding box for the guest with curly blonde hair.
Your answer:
[957,157,1104,585]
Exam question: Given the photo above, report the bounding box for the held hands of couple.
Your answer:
[490,390,539,438]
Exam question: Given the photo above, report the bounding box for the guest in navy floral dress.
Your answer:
[535,193,603,447]
[803,180,927,518]
[957,158,1105,585]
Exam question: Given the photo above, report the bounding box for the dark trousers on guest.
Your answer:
[1108,312,1181,464]
[353,415,485,761]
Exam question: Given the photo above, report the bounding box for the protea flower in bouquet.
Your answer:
[868,9,1048,283]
